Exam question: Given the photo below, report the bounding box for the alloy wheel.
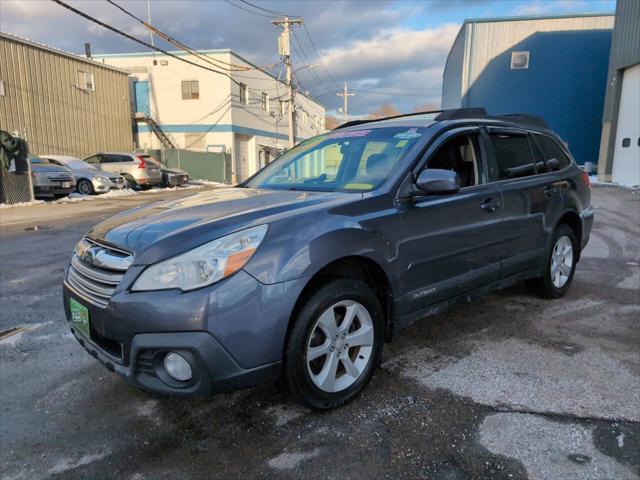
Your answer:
[306,300,374,393]
[551,235,574,288]
[78,180,92,195]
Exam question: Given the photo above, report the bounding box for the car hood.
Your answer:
[31,164,71,173]
[87,187,347,259]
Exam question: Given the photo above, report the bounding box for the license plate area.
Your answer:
[70,297,90,338]
[62,182,71,188]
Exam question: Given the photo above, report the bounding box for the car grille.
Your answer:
[112,177,124,184]
[65,240,132,309]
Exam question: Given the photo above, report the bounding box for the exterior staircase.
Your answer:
[134,112,176,149]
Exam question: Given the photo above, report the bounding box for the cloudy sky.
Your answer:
[1,0,614,116]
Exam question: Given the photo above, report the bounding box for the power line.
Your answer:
[302,24,340,90]
[222,0,275,18]
[237,0,290,17]
[52,0,244,83]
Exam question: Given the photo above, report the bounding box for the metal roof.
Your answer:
[0,31,130,75]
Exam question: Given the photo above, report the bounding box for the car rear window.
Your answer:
[488,133,536,179]
[534,134,571,171]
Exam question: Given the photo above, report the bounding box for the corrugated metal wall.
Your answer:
[0,35,133,158]
[598,0,640,179]
[463,15,614,99]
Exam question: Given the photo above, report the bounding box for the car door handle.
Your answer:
[481,199,500,213]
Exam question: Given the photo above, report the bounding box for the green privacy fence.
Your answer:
[139,149,232,184]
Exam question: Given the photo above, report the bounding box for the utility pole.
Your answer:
[272,16,303,149]
[336,82,355,122]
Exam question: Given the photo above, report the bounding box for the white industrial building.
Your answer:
[95,49,326,182]
[597,0,640,186]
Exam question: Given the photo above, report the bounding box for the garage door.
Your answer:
[612,63,640,186]
[234,134,251,183]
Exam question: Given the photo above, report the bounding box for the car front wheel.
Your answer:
[77,179,94,195]
[284,279,384,409]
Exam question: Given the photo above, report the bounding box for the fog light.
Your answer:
[163,352,192,381]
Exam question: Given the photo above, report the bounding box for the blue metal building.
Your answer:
[442,14,614,167]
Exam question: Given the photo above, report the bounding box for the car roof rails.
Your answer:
[333,107,548,130]
[333,110,444,130]
[434,108,488,121]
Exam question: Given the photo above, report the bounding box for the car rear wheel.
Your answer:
[284,279,384,409]
[77,179,94,195]
[527,224,578,298]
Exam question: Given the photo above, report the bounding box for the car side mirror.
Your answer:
[415,169,461,195]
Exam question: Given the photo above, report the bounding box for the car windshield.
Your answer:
[29,156,50,164]
[245,126,425,192]
[67,159,96,170]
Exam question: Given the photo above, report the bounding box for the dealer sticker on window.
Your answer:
[394,128,422,140]
[328,129,371,139]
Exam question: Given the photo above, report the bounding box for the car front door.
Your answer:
[396,127,505,315]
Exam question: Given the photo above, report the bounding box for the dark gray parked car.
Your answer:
[63,109,593,409]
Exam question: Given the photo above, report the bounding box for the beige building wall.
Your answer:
[0,33,133,158]
[95,49,326,181]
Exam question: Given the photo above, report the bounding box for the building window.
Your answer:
[280,100,287,117]
[0,80,5,97]
[181,80,199,100]
[261,92,269,111]
[78,71,95,91]
[239,83,249,104]
[510,51,529,69]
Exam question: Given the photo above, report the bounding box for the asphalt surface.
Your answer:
[0,185,638,480]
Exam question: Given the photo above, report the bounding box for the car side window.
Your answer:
[48,159,62,166]
[534,134,571,171]
[84,155,100,164]
[426,133,482,188]
[488,132,536,180]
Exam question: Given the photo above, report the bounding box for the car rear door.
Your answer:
[397,127,505,313]
[482,128,563,277]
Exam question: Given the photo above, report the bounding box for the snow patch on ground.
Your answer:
[267,449,320,470]
[589,175,639,190]
[0,200,46,209]
[480,413,637,480]
[191,179,229,187]
[265,404,306,427]
[0,322,52,346]
[48,451,110,475]
[396,338,640,422]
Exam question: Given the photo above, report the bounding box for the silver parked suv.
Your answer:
[83,152,162,189]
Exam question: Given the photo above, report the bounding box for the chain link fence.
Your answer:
[1,131,34,205]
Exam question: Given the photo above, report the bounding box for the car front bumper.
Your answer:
[63,268,308,395]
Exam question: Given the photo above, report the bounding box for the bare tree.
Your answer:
[368,103,401,119]
[325,115,340,130]
[413,102,439,113]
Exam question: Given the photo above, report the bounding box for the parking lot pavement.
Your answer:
[0,185,638,480]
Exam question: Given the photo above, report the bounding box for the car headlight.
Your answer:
[93,175,109,184]
[131,225,268,292]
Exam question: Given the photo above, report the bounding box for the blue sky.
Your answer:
[0,0,615,116]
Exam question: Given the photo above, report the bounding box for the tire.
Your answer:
[284,279,384,410]
[527,224,578,298]
[123,175,137,189]
[76,179,94,195]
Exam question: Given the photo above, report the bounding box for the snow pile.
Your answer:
[589,175,639,190]
[0,200,46,209]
